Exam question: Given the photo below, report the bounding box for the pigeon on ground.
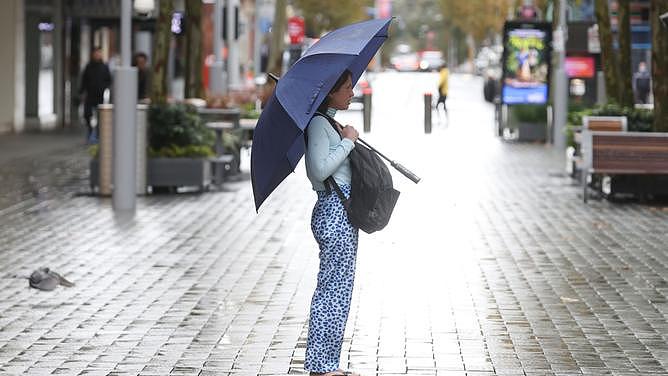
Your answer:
[28,267,74,291]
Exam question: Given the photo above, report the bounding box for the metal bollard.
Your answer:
[135,104,148,195]
[97,104,147,196]
[98,104,114,196]
[424,93,432,134]
[362,89,372,133]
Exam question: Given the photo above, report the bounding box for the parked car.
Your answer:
[475,45,502,76]
[418,50,445,71]
[390,53,420,72]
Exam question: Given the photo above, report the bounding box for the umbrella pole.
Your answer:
[355,138,421,183]
[266,73,420,184]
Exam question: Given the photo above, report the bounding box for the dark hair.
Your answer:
[133,52,148,66]
[318,69,352,113]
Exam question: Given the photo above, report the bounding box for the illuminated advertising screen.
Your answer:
[501,22,552,105]
[565,56,595,78]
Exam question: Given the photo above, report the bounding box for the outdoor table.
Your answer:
[239,118,257,148]
[206,121,235,156]
[206,121,235,186]
[198,108,241,128]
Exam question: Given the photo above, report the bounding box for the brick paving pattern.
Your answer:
[1,76,668,375]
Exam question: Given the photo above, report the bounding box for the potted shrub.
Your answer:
[508,104,548,141]
[147,103,215,191]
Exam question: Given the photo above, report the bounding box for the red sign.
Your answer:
[287,16,305,45]
[565,56,595,78]
[376,0,392,19]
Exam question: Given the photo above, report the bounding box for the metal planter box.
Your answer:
[147,158,211,191]
[90,158,211,193]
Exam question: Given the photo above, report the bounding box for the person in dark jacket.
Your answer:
[79,47,111,141]
[133,52,151,102]
[633,61,651,104]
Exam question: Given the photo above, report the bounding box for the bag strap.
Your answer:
[314,111,341,139]
[325,176,347,202]
[314,112,347,202]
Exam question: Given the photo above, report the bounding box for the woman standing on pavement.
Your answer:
[304,69,361,376]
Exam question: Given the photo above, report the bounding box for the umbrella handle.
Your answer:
[390,161,421,184]
[268,73,280,82]
[333,120,421,185]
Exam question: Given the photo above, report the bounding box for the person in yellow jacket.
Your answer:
[437,63,449,116]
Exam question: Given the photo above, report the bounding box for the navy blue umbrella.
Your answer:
[251,18,393,211]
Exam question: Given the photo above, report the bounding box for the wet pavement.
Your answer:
[1,73,668,376]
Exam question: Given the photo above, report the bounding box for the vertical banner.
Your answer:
[501,21,552,105]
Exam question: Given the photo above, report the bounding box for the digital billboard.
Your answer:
[501,22,552,105]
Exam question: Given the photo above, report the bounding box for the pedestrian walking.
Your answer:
[633,61,651,104]
[436,62,449,116]
[133,52,151,102]
[79,47,111,143]
[304,69,361,376]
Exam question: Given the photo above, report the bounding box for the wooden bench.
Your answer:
[581,131,668,202]
[570,116,627,178]
[583,115,628,132]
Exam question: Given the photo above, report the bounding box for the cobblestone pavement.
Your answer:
[2,74,668,376]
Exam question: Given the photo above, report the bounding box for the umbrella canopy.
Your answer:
[251,18,392,211]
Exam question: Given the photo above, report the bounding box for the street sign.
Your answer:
[287,16,305,45]
[565,56,595,78]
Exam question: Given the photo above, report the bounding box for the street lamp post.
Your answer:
[112,0,138,213]
[227,0,241,88]
[211,0,227,95]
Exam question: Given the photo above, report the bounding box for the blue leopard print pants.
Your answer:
[305,184,359,373]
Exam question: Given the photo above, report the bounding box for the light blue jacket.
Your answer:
[305,108,355,191]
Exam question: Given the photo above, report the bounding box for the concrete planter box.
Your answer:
[90,157,210,193]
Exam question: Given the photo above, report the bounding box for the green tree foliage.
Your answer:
[440,0,512,44]
[651,0,668,132]
[294,0,368,37]
[148,103,214,154]
[437,0,512,64]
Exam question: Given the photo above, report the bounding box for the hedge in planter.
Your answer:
[148,103,215,191]
[148,103,215,151]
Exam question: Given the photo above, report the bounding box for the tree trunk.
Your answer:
[594,0,620,104]
[151,0,173,104]
[651,0,668,132]
[553,0,561,28]
[267,0,287,77]
[185,0,204,99]
[618,0,634,107]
